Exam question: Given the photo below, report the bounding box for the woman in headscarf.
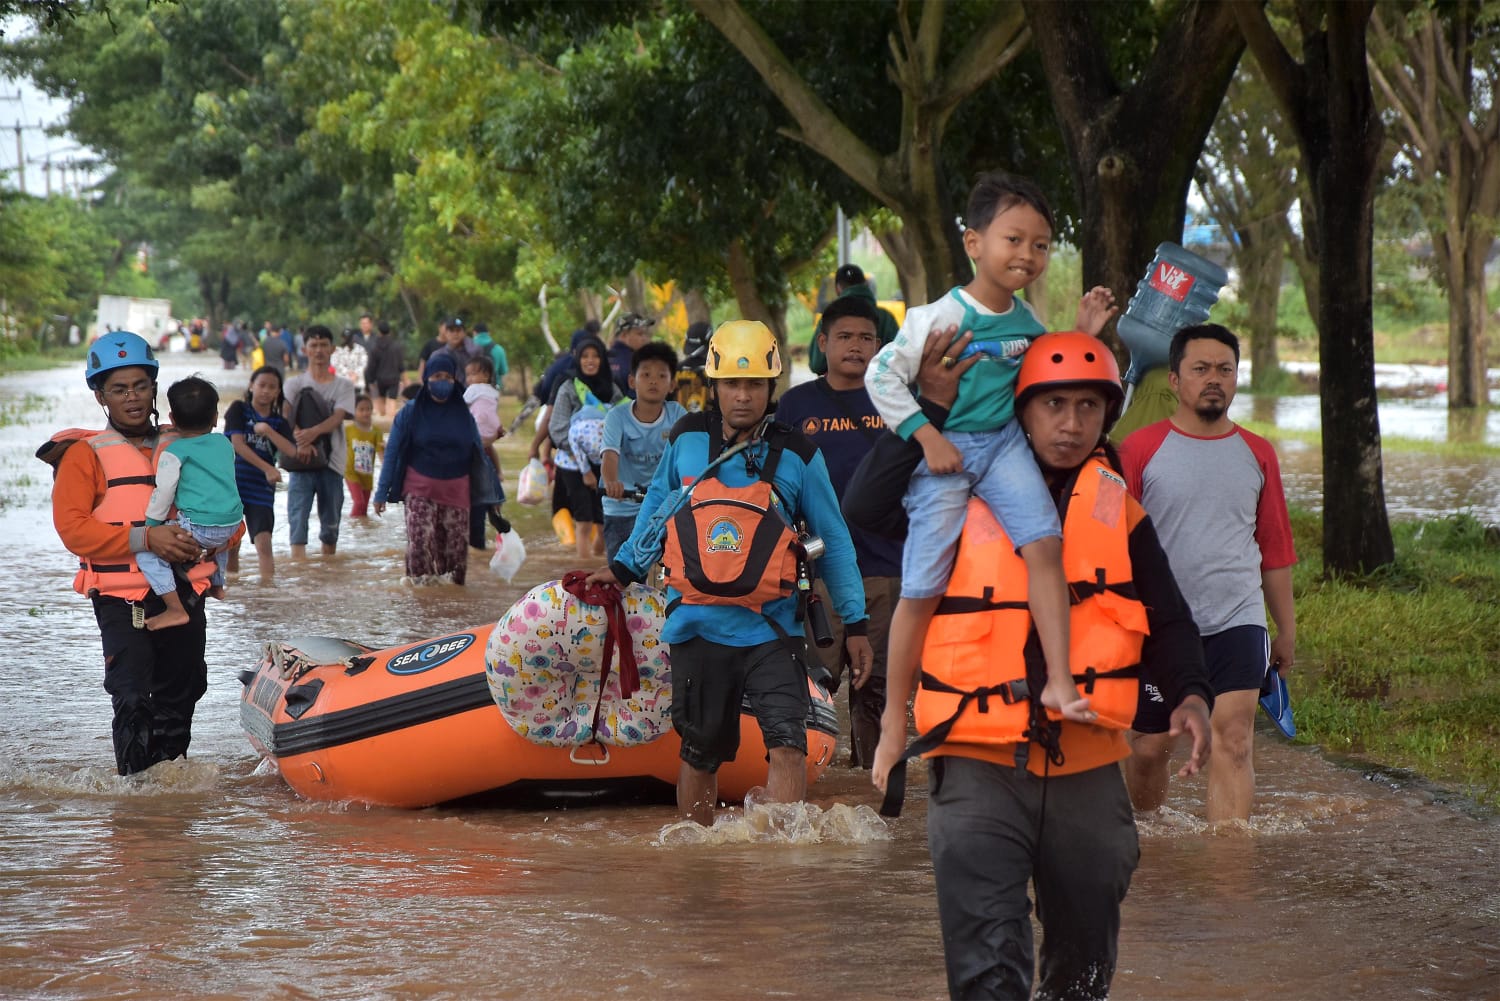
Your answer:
[374,353,502,584]
[547,334,625,558]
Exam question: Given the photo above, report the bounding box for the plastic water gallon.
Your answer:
[1116,242,1229,383]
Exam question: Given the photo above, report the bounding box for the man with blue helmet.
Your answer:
[50,332,218,775]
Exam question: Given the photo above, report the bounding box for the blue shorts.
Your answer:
[900,423,1059,599]
[602,514,637,563]
[1133,624,1268,733]
[242,503,274,541]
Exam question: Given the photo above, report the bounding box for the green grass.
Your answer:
[1289,509,1500,808]
[0,394,58,429]
[0,345,83,375]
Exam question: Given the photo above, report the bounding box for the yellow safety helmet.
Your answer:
[704,320,783,379]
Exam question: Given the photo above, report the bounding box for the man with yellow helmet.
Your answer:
[589,319,873,825]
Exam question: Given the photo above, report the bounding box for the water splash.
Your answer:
[1135,790,1374,838]
[654,793,892,847]
[0,756,222,797]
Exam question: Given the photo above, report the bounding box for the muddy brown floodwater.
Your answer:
[1,355,1496,999]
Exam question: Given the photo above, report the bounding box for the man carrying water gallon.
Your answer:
[1119,323,1297,822]
[587,320,872,826]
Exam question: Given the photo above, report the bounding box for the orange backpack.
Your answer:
[659,433,797,610]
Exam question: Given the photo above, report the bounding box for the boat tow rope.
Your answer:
[561,570,641,705]
[262,641,374,683]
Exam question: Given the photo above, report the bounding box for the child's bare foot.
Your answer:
[1041,677,1095,723]
[207,585,226,600]
[145,607,191,631]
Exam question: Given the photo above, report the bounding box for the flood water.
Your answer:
[2,353,1498,1000]
[1232,387,1500,523]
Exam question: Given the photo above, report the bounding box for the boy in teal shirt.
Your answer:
[135,376,243,630]
[867,172,1117,726]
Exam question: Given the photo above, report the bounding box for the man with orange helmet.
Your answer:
[866,332,1212,1000]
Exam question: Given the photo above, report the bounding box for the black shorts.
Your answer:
[242,503,275,540]
[670,636,810,773]
[374,380,400,400]
[1134,624,1268,733]
[555,467,603,523]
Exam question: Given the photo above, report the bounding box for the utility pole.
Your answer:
[12,125,23,194]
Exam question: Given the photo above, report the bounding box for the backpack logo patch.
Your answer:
[705,517,744,554]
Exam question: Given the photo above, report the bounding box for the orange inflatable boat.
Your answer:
[240,581,839,809]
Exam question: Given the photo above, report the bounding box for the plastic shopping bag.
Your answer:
[489,529,527,582]
[517,457,548,506]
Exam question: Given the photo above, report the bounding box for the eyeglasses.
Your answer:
[102,381,155,401]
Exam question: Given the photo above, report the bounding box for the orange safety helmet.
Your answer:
[1015,332,1125,429]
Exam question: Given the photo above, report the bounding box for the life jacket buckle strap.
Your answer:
[998,678,1030,705]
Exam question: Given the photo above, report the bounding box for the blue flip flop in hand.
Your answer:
[1260,667,1296,739]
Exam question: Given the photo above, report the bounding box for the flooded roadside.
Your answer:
[1,353,1496,1000]
[1230,386,1500,523]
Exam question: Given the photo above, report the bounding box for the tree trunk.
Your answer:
[682,287,712,326]
[1236,0,1395,575]
[1240,225,1284,391]
[1433,231,1491,409]
[197,272,230,335]
[690,0,1027,305]
[1310,146,1394,572]
[397,285,422,341]
[1022,2,1245,358]
[871,224,927,308]
[625,272,650,317]
[726,238,790,392]
[1367,4,1497,412]
[577,289,604,325]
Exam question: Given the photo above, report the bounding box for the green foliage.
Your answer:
[0,190,148,335]
[283,0,563,371]
[505,14,844,312]
[1292,509,1500,805]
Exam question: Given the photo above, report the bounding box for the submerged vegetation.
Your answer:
[1290,509,1500,808]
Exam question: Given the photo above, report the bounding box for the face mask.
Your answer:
[427,380,454,402]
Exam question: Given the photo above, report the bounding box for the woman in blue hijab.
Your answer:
[374,352,502,583]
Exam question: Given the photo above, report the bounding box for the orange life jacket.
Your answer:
[73,428,215,601]
[879,454,1148,817]
[659,435,797,610]
[916,454,1147,747]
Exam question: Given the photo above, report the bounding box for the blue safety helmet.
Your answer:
[86,331,159,389]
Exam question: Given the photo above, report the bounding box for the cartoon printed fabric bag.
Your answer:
[566,378,611,466]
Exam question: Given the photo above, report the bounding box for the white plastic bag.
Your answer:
[489,529,527,582]
[517,458,548,506]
